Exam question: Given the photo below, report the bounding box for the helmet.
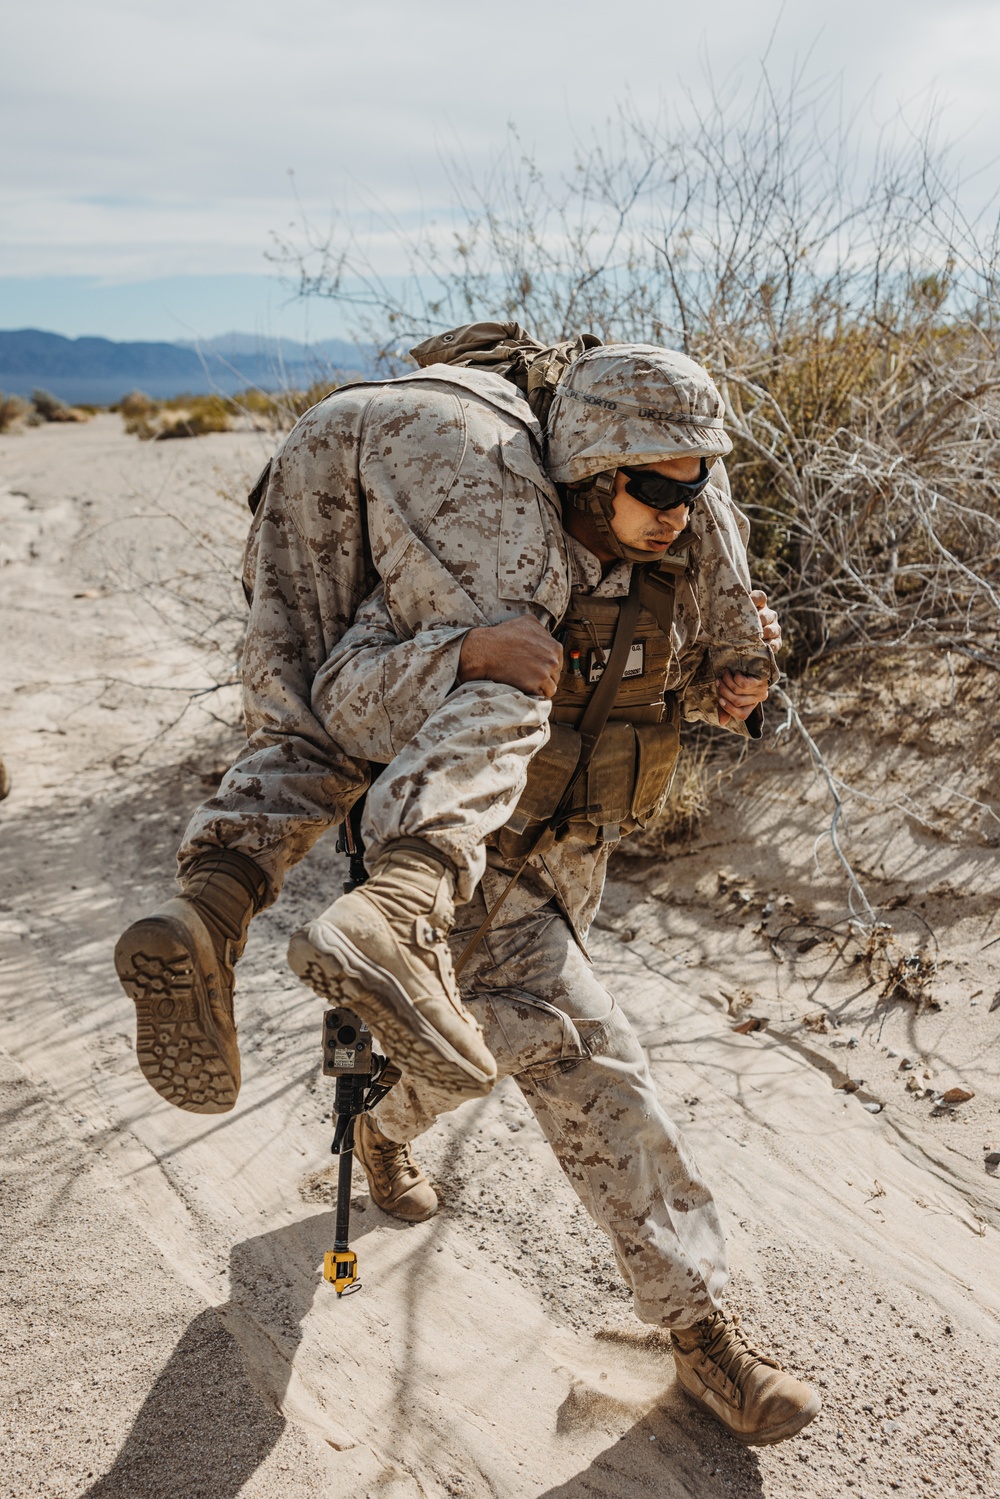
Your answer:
[545,343,732,563]
[546,343,731,482]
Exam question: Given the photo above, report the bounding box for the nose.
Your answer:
[657,503,688,526]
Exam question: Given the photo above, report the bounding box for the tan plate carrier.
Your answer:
[456,554,685,974]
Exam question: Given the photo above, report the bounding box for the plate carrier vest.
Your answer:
[493,554,686,865]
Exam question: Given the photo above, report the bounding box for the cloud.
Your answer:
[2,0,998,283]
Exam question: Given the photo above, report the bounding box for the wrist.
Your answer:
[457,627,487,684]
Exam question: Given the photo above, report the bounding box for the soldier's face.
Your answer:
[609,455,702,555]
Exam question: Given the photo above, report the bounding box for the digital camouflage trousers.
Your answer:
[376,889,729,1328]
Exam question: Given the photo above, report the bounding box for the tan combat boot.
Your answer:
[287,839,496,1103]
[114,849,266,1114]
[354,1113,438,1222]
[672,1308,821,1445]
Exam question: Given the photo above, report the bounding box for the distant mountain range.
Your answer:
[0,328,384,405]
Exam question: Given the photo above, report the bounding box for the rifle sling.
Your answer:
[454,565,645,976]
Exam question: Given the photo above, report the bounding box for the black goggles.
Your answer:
[620,459,712,512]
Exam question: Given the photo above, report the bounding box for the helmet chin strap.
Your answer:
[565,470,663,565]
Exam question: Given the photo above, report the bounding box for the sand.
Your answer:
[1,415,997,1498]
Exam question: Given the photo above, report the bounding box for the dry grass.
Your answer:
[0,392,29,432]
[119,381,343,440]
[31,388,90,424]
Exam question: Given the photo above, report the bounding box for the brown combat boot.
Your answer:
[287,839,496,1103]
[114,849,266,1114]
[672,1308,821,1445]
[354,1113,438,1222]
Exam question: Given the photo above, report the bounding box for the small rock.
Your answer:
[905,1076,921,1093]
[847,1036,860,1049]
[840,1078,863,1092]
[898,1058,914,1070]
[863,1101,883,1114]
[762,901,775,917]
[732,1015,768,1035]
[619,928,636,943]
[985,1152,1000,1170]
[940,1086,974,1105]
[886,1048,899,1058]
[883,1419,900,1435]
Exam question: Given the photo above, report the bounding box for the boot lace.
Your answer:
[370,1129,418,1186]
[698,1311,779,1395]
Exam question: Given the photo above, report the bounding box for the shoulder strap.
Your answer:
[574,564,643,765]
[637,568,678,638]
[454,565,643,976]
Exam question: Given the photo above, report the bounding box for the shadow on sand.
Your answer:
[83,1203,764,1499]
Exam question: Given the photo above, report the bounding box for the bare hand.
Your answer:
[751,588,781,652]
[458,615,563,699]
[717,669,769,726]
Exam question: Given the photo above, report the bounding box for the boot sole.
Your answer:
[115,916,238,1114]
[287,924,494,1102]
[678,1382,821,1445]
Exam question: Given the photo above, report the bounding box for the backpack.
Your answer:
[409,321,600,427]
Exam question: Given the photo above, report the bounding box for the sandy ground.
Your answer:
[1,414,998,1499]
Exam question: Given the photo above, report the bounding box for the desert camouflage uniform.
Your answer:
[381,889,729,1327]
[318,498,767,1330]
[178,366,569,903]
[324,473,773,933]
[179,349,768,1329]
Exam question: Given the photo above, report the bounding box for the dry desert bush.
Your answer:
[272,76,1000,929]
[277,76,1000,678]
[119,390,234,440]
[0,392,29,431]
[0,388,90,430]
[31,388,91,423]
[118,381,342,441]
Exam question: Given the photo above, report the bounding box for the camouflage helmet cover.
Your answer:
[545,343,732,484]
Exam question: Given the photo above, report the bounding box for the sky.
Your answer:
[2,0,999,344]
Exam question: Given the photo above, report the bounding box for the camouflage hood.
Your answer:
[546,344,732,484]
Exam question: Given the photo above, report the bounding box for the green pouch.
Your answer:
[632,715,681,825]
[584,721,638,831]
[495,723,582,864]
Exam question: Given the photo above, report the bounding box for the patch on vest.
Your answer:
[588,641,645,685]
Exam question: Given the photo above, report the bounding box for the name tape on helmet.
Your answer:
[559,387,725,428]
